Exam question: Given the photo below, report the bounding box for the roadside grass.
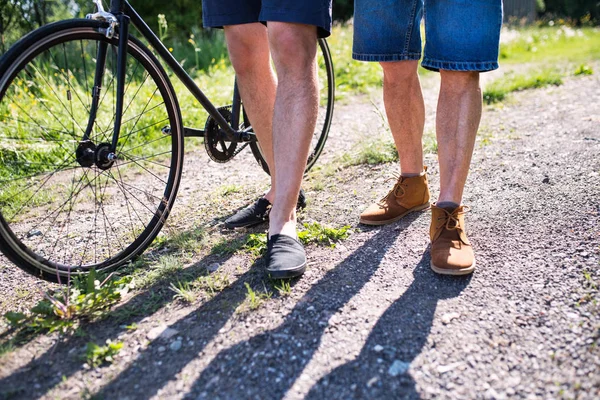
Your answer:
[151,226,207,255]
[272,279,292,296]
[3,270,133,337]
[84,340,123,368]
[243,282,272,311]
[169,280,197,303]
[341,141,399,166]
[195,272,231,297]
[499,26,600,65]
[483,69,564,105]
[131,255,184,289]
[298,222,351,248]
[574,64,594,76]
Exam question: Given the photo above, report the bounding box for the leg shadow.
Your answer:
[183,215,422,399]
[306,250,471,399]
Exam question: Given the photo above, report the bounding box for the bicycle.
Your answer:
[0,0,334,282]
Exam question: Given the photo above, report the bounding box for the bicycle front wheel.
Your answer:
[249,38,334,175]
[0,20,184,282]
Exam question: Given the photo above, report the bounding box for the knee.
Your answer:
[380,61,419,85]
[224,25,268,75]
[268,23,317,74]
[440,70,480,93]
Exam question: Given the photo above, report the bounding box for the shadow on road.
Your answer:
[177,216,423,399]
[306,249,471,399]
[0,227,247,399]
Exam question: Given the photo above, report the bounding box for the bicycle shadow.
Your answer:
[0,227,249,399]
[304,250,472,399]
[172,216,423,400]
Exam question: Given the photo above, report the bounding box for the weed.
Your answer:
[583,270,598,290]
[244,282,272,310]
[298,222,351,248]
[218,184,242,196]
[4,270,133,334]
[243,233,268,257]
[133,255,184,288]
[84,340,123,368]
[169,281,197,303]
[0,339,15,356]
[341,140,398,166]
[151,227,207,254]
[273,279,292,296]
[575,64,594,76]
[126,323,138,331]
[196,272,231,296]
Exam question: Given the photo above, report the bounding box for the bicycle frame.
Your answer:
[87,0,245,153]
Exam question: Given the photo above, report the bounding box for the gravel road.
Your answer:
[0,69,599,400]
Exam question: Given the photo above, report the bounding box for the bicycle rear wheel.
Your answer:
[0,20,184,282]
[249,38,334,175]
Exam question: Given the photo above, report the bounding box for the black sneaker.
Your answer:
[224,197,271,229]
[266,234,307,279]
[223,189,307,229]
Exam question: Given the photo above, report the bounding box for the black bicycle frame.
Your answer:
[95,0,242,151]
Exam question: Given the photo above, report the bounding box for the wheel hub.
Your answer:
[75,142,116,169]
[95,143,116,170]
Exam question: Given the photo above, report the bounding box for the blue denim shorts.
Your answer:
[353,0,503,72]
[202,0,332,38]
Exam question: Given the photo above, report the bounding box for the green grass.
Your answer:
[273,279,292,296]
[84,340,123,368]
[151,227,207,254]
[574,64,594,76]
[499,26,600,65]
[297,222,351,248]
[131,255,184,289]
[243,282,272,311]
[483,69,564,105]
[4,270,133,335]
[341,140,399,166]
[169,280,197,303]
[196,272,231,297]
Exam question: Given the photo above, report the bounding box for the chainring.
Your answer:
[204,106,245,163]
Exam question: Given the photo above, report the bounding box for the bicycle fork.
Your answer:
[77,0,129,170]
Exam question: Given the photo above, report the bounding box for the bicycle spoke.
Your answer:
[118,149,172,169]
[0,28,180,278]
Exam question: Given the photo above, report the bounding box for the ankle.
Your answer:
[436,201,460,210]
[269,220,297,239]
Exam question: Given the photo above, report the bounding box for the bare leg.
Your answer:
[267,22,319,238]
[436,70,482,204]
[224,24,277,201]
[380,60,425,176]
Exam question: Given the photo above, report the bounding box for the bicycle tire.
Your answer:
[249,38,334,175]
[0,19,184,282]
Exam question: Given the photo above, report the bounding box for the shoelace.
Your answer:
[436,206,470,231]
[379,174,407,203]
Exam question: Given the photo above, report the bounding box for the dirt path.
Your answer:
[0,71,599,399]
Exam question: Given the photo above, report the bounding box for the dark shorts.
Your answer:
[353,0,503,72]
[202,0,332,38]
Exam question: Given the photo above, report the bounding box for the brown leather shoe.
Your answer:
[359,169,430,225]
[429,204,475,275]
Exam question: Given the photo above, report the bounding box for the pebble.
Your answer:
[157,346,166,353]
[147,326,179,341]
[170,340,182,352]
[441,312,461,325]
[373,345,384,353]
[207,263,220,273]
[388,360,410,377]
